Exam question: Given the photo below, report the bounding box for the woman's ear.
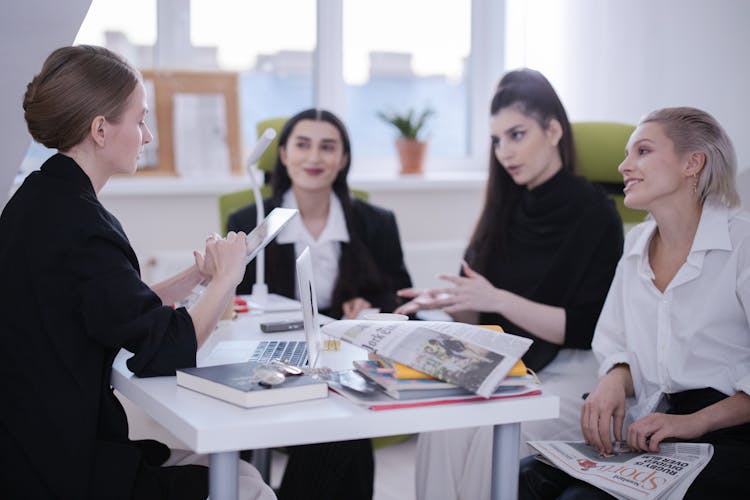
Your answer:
[90,116,106,147]
[546,119,563,147]
[339,152,349,172]
[278,145,287,165]
[684,151,706,177]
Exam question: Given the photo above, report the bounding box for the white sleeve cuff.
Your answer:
[597,352,630,378]
[734,374,750,397]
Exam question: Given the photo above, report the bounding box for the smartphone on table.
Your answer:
[260,319,305,333]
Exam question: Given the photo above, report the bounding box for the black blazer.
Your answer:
[0,154,198,498]
[227,196,412,318]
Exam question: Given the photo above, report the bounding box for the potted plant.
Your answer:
[377,107,435,175]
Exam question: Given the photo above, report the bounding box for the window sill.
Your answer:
[97,169,488,197]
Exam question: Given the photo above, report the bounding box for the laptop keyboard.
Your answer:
[249,340,308,367]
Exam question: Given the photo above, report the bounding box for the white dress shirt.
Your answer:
[593,202,750,421]
[275,190,349,310]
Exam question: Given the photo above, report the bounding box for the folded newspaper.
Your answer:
[321,320,532,397]
[528,441,714,500]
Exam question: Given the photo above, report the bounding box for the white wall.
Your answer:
[513,0,750,170]
[98,175,486,289]
[0,0,92,202]
[4,0,750,288]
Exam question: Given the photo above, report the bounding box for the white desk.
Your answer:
[112,310,558,500]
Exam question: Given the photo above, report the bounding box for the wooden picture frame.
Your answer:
[137,69,242,177]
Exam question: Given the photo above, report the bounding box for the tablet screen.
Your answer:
[244,207,298,264]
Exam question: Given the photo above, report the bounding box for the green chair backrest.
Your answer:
[218,186,273,235]
[572,121,647,224]
[256,117,288,174]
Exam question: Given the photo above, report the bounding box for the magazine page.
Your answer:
[321,320,532,397]
[527,441,714,500]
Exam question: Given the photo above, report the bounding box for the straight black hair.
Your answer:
[270,108,385,317]
[466,69,576,273]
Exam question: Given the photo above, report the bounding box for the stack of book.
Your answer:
[357,356,537,400]
[328,358,540,410]
[322,323,542,410]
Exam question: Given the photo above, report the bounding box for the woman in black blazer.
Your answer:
[229,108,412,320]
[0,45,273,499]
[227,108,413,499]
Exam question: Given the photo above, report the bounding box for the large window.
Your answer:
[342,1,470,159]
[191,0,316,150]
[20,0,504,177]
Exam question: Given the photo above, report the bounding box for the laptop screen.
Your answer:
[296,247,321,368]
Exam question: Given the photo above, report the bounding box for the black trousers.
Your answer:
[519,388,750,500]
[278,438,374,500]
[131,439,208,500]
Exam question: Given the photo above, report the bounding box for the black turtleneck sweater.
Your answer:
[471,168,623,372]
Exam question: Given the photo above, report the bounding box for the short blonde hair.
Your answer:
[641,106,739,207]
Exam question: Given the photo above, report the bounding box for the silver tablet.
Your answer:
[244,207,298,264]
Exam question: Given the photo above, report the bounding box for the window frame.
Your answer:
[124,0,506,176]
[313,0,505,175]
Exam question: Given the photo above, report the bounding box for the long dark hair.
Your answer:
[270,108,384,315]
[466,69,576,274]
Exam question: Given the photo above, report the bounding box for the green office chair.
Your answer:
[218,117,288,234]
[218,116,369,234]
[572,121,647,225]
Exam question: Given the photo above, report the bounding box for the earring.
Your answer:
[692,173,698,195]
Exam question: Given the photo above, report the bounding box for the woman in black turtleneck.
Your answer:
[397,69,624,500]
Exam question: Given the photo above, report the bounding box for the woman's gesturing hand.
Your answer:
[395,261,502,315]
[432,261,503,314]
[394,288,455,314]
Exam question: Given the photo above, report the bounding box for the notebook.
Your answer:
[247,246,321,368]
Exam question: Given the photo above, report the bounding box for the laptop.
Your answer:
[247,246,321,368]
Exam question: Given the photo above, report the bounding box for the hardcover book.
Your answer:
[176,361,328,408]
[353,360,538,400]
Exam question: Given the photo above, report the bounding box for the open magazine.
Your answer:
[528,441,714,500]
[321,320,532,397]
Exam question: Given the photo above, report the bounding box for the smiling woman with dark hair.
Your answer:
[227,108,412,500]
[229,108,412,321]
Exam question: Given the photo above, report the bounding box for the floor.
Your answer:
[269,435,418,500]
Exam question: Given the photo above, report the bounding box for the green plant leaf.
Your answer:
[376,106,435,140]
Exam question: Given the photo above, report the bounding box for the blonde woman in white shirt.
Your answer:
[520,107,750,499]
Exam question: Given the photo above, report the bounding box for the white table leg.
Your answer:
[209,451,239,500]
[251,448,272,484]
[491,422,520,500]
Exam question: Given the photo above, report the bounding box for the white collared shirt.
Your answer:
[593,202,750,421]
[276,190,350,309]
